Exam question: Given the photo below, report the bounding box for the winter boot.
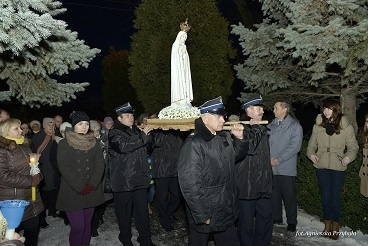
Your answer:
[330,221,340,240]
[322,220,332,237]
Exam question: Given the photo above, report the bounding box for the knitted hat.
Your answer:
[30,120,41,128]
[42,117,55,128]
[59,122,72,133]
[89,120,101,130]
[228,114,240,122]
[70,111,90,128]
[103,117,114,125]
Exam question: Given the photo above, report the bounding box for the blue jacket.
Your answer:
[268,114,303,176]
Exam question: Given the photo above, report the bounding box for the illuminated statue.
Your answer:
[171,19,193,108]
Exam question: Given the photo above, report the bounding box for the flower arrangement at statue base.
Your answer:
[158,105,200,119]
[144,105,200,131]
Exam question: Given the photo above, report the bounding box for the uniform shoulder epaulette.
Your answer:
[186,131,197,140]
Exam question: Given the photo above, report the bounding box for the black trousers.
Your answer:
[188,225,239,246]
[238,198,273,246]
[113,189,152,245]
[271,175,297,225]
[21,215,40,246]
[40,188,59,215]
[39,188,59,226]
[91,202,106,232]
[154,177,182,229]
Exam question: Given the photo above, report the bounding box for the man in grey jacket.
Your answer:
[268,102,303,232]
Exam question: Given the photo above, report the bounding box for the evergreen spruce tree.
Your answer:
[232,0,368,130]
[102,48,143,116]
[0,0,100,106]
[129,0,235,113]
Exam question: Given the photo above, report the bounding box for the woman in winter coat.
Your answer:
[56,112,105,246]
[0,119,44,246]
[307,99,358,240]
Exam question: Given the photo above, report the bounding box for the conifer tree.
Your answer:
[102,48,143,116]
[232,0,368,130]
[129,0,236,113]
[0,0,100,106]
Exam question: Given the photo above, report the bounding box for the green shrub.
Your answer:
[297,140,368,234]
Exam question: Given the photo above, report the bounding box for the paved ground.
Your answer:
[38,199,366,245]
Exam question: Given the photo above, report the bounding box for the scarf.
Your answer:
[324,123,335,136]
[37,134,55,154]
[65,131,96,151]
[5,136,25,145]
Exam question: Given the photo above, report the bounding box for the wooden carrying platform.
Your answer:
[145,118,197,131]
[140,119,268,131]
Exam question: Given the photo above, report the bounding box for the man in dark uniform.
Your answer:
[236,94,274,246]
[107,102,156,246]
[150,129,183,232]
[177,96,247,246]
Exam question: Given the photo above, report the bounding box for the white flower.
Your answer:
[158,105,200,119]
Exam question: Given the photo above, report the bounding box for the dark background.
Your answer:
[1,0,367,133]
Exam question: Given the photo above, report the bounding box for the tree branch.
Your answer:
[269,91,339,97]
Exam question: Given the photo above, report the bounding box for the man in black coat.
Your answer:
[235,95,273,246]
[107,102,156,246]
[150,130,183,232]
[177,97,247,246]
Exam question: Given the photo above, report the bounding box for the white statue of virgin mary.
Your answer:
[170,19,193,108]
[158,20,200,119]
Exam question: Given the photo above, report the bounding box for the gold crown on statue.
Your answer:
[180,18,191,32]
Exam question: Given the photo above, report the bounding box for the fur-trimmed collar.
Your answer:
[194,118,226,142]
[113,120,138,132]
[0,135,17,151]
[315,114,350,130]
[65,131,96,151]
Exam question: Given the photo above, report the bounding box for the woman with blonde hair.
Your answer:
[0,118,44,246]
[307,99,358,240]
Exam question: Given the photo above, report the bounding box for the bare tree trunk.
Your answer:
[341,90,358,134]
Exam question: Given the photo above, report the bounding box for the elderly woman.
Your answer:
[56,112,105,246]
[0,119,44,246]
[307,99,358,240]
[29,120,41,136]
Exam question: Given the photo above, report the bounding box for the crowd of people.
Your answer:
[0,95,366,246]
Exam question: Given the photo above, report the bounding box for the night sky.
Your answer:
[59,0,138,86]
[9,1,364,130]
[42,0,141,120]
[53,0,248,120]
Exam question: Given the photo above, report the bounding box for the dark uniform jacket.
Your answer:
[0,137,44,222]
[178,118,248,233]
[236,124,273,200]
[107,121,151,192]
[56,131,105,211]
[151,131,183,178]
